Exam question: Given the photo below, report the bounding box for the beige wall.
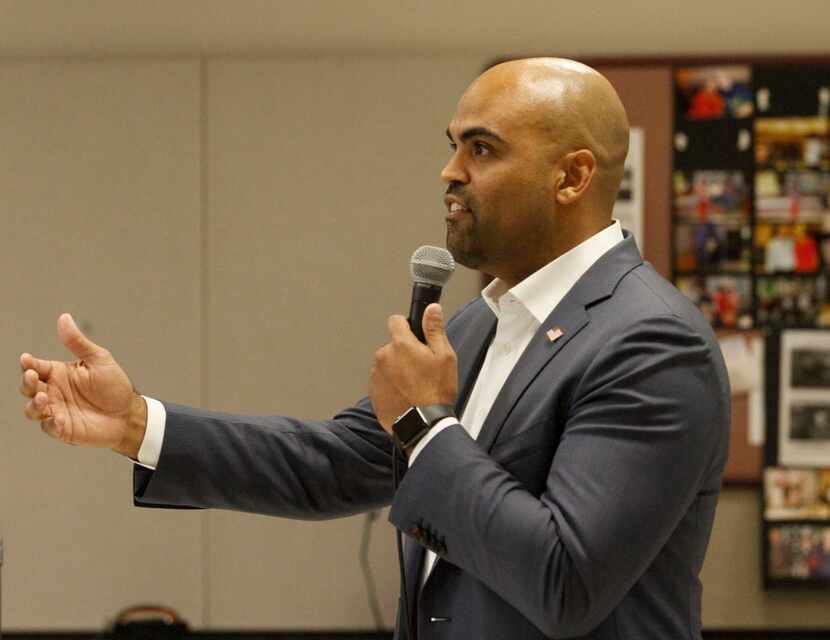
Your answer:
[0,55,483,630]
[2,52,829,630]
[3,0,830,58]
[0,60,206,626]
[202,55,482,628]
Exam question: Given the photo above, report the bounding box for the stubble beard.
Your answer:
[446,209,486,270]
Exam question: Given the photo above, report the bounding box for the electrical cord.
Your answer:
[392,445,415,639]
[360,510,384,630]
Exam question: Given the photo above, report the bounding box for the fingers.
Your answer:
[20,358,63,437]
[386,309,453,359]
[422,304,453,357]
[387,315,415,343]
[20,368,42,398]
[24,391,52,421]
[57,313,106,362]
[19,343,72,443]
[20,352,53,380]
[20,373,49,428]
[23,392,68,442]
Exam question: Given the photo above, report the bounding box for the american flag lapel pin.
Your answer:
[546,327,564,343]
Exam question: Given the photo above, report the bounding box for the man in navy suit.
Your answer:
[20,58,730,639]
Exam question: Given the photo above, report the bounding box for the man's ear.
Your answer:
[555,150,596,205]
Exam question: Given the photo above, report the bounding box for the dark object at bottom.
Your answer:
[111,605,189,639]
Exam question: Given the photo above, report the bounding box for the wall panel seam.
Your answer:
[200,54,213,628]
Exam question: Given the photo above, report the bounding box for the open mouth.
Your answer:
[446,201,472,221]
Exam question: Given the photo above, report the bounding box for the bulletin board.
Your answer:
[597,58,830,486]
[669,60,830,486]
[671,63,830,331]
[598,61,765,485]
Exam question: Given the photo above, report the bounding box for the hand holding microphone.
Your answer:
[369,246,457,431]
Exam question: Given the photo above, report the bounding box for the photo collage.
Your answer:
[766,524,830,581]
[764,330,830,587]
[673,65,830,330]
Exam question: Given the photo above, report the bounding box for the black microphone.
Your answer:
[408,246,455,343]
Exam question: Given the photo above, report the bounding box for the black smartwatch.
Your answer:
[392,404,455,451]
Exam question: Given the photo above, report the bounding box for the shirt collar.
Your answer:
[482,219,624,324]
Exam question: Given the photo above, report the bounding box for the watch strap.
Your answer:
[392,404,455,451]
[416,404,456,428]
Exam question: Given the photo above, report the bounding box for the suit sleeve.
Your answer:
[388,314,728,637]
[132,302,481,518]
[134,396,403,519]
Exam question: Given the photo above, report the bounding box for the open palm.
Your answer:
[20,314,135,449]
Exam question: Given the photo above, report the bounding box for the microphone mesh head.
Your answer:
[410,245,455,286]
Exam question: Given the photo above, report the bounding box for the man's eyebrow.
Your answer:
[446,126,506,145]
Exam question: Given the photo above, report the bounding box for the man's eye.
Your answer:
[472,142,490,156]
[449,143,457,152]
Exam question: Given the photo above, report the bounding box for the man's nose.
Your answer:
[441,153,468,184]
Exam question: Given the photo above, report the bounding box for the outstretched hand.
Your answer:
[369,303,458,433]
[19,313,144,454]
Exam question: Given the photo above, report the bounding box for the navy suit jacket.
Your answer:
[135,232,730,639]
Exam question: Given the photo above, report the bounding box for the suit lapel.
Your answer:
[476,298,588,452]
[475,232,644,453]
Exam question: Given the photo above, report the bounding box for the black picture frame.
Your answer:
[762,330,830,589]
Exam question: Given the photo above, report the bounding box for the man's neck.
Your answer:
[492,218,615,288]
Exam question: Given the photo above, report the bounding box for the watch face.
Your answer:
[393,407,426,444]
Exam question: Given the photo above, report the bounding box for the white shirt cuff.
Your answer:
[136,396,166,470]
[408,417,458,463]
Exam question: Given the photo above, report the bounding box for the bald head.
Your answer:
[462,58,630,212]
[441,58,631,283]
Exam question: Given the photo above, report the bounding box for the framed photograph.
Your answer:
[755,117,830,173]
[673,170,750,224]
[674,222,752,273]
[764,467,830,520]
[675,66,753,121]
[755,275,829,328]
[754,223,823,274]
[675,275,753,329]
[612,127,645,252]
[775,331,830,467]
[790,404,830,441]
[792,348,830,387]
[765,523,830,585]
[755,168,830,227]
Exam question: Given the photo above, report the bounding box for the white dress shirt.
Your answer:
[136,222,626,577]
[137,396,166,469]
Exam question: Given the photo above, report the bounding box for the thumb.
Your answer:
[57,313,106,362]
[423,304,451,355]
